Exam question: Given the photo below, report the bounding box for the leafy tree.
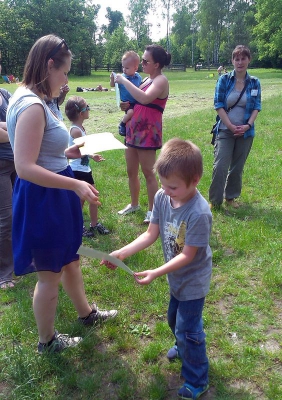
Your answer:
[0,0,99,76]
[171,5,199,65]
[103,26,132,70]
[254,0,282,67]
[103,7,124,35]
[127,0,152,48]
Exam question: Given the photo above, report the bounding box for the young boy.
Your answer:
[103,138,212,399]
[110,51,142,136]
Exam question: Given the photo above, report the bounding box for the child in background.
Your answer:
[65,96,110,238]
[102,138,212,400]
[110,51,142,136]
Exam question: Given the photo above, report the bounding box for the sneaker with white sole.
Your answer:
[77,303,118,326]
[37,330,82,354]
[118,204,140,216]
[143,210,152,224]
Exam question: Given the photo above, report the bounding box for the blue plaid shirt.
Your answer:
[213,70,261,138]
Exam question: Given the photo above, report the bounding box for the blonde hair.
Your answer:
[122,51,140,68]
[154,138,203,186]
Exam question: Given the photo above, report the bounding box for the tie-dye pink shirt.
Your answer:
[126,81,168,150]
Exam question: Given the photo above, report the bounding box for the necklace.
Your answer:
[236,78,245,84]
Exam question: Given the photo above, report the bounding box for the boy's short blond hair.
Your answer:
[122,51,140,67]
[154,138,203,186]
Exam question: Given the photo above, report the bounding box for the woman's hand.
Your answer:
[233,125,246,137]
[115,73,126,85]
[73,180,101,205]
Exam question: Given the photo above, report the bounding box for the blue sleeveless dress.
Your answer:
[7,87,83,275]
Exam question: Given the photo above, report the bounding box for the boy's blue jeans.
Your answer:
[167,295,209,387]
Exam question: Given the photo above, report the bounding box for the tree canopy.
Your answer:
[0,0,280,77]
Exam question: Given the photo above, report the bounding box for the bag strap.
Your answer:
[227,80,248,112]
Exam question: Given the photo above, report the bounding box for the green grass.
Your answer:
[0,69,282,399]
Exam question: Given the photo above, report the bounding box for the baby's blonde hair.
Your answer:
[122,51,140,68]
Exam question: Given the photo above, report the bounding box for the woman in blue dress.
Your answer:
[7,35,117,353]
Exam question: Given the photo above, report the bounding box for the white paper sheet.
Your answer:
[73,132,126,155]
[112,72,120,107]
[77,245,134,276]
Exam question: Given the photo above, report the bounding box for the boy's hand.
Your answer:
[91,154,105,162]
[134,270,156,285]
[120,101,130,111]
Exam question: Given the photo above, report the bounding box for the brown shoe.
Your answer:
[225,199,240,208]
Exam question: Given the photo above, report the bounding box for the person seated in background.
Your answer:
[8,75,16,83]
[2,75,10,84]
[93,85,108,91]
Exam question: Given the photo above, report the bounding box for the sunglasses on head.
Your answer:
[80,105,90,112]
[47,39,69,60]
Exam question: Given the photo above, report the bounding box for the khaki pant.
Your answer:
[209,132,253,205]
[0,159,16,282]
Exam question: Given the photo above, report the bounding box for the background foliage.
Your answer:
[0,0,281,78]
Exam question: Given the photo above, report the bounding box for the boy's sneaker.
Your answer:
[89,222,110,235]
[178,383,209,399]
[37,330,82,354]
[118,123,126,136]
[82,226,95,238]
[143,211,152,224]
[167,344,179,360]
[77,303,118,326]
[118,204,140,215]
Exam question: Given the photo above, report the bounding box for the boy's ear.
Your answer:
[193,175,201,186]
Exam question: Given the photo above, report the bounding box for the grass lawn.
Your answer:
[0,68,281,400]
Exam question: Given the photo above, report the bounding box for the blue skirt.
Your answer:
[12,166,83,275]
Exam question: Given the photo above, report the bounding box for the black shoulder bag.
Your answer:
[210,81,248,145]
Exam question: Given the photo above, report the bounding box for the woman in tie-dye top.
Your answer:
[114,44,171,224]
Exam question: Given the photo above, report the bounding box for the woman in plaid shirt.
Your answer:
[209,45,261,209]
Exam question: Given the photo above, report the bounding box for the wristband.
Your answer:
[247,122,252,128]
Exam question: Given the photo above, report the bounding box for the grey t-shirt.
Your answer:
[151,189,212,301]
[219,90,247,131]
[7,86,69,173]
